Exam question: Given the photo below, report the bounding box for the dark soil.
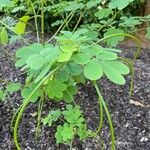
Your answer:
[0,40,150,150]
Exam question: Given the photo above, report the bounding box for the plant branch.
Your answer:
[93,81,115,150]
[28,0,40,43]
[13,67,60,150]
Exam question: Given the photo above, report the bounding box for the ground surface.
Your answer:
[0,39,150,150]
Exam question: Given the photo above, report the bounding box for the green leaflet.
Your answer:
[109,0,135,10]
[100,61,129,85]
[26,54,48,70]
[14,15,30,35]
[86,0,101,9]
[94,8,112,20]
[104,28,124,46]
[81,44,103,56]
[57,51,73,62]
[72,53,90,65]
[65,62,83,76]
[84,59,103,80]
[0,27,8,44]
[0,0,12,7]
[105,61,130,75]
[64,1,84,11]
[96,51,118,60]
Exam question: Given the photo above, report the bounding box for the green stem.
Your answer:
[90,33,142,63]
[28,0,40,43]
[61,12,74,31]
[72,11,84,32]
[41,0,45,45]
[93,81,115,150]
[35,97,44,140]
[13,67,59,150]
[118,57,135,97]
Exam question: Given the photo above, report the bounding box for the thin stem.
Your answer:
[41,0,45,45]
[93,81,115,150]
[118,57,135,97]
[28,0,40,43]
[69,135,74,150]
[95,95,103,135]
[62,12,74,31]
[35,97,44,140]
[87,131,105,150]
[13,67,60,150]
[72,11,84,32]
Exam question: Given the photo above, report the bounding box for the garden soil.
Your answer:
[0,39,150,150]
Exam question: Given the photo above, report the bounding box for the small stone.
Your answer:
[140,137,148,142]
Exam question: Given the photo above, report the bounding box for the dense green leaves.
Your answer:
[54,105,88,144]
[45,80,67,99]
[55,123,74,144]
[119,17,141,28]
[15,44,60,79]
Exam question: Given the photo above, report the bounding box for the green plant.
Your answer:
[0,0,144,150]
[12,29,141,150]
[42,105,89,145]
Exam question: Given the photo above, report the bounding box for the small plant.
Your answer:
[0,0,144,150]
[42,105,89,145]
